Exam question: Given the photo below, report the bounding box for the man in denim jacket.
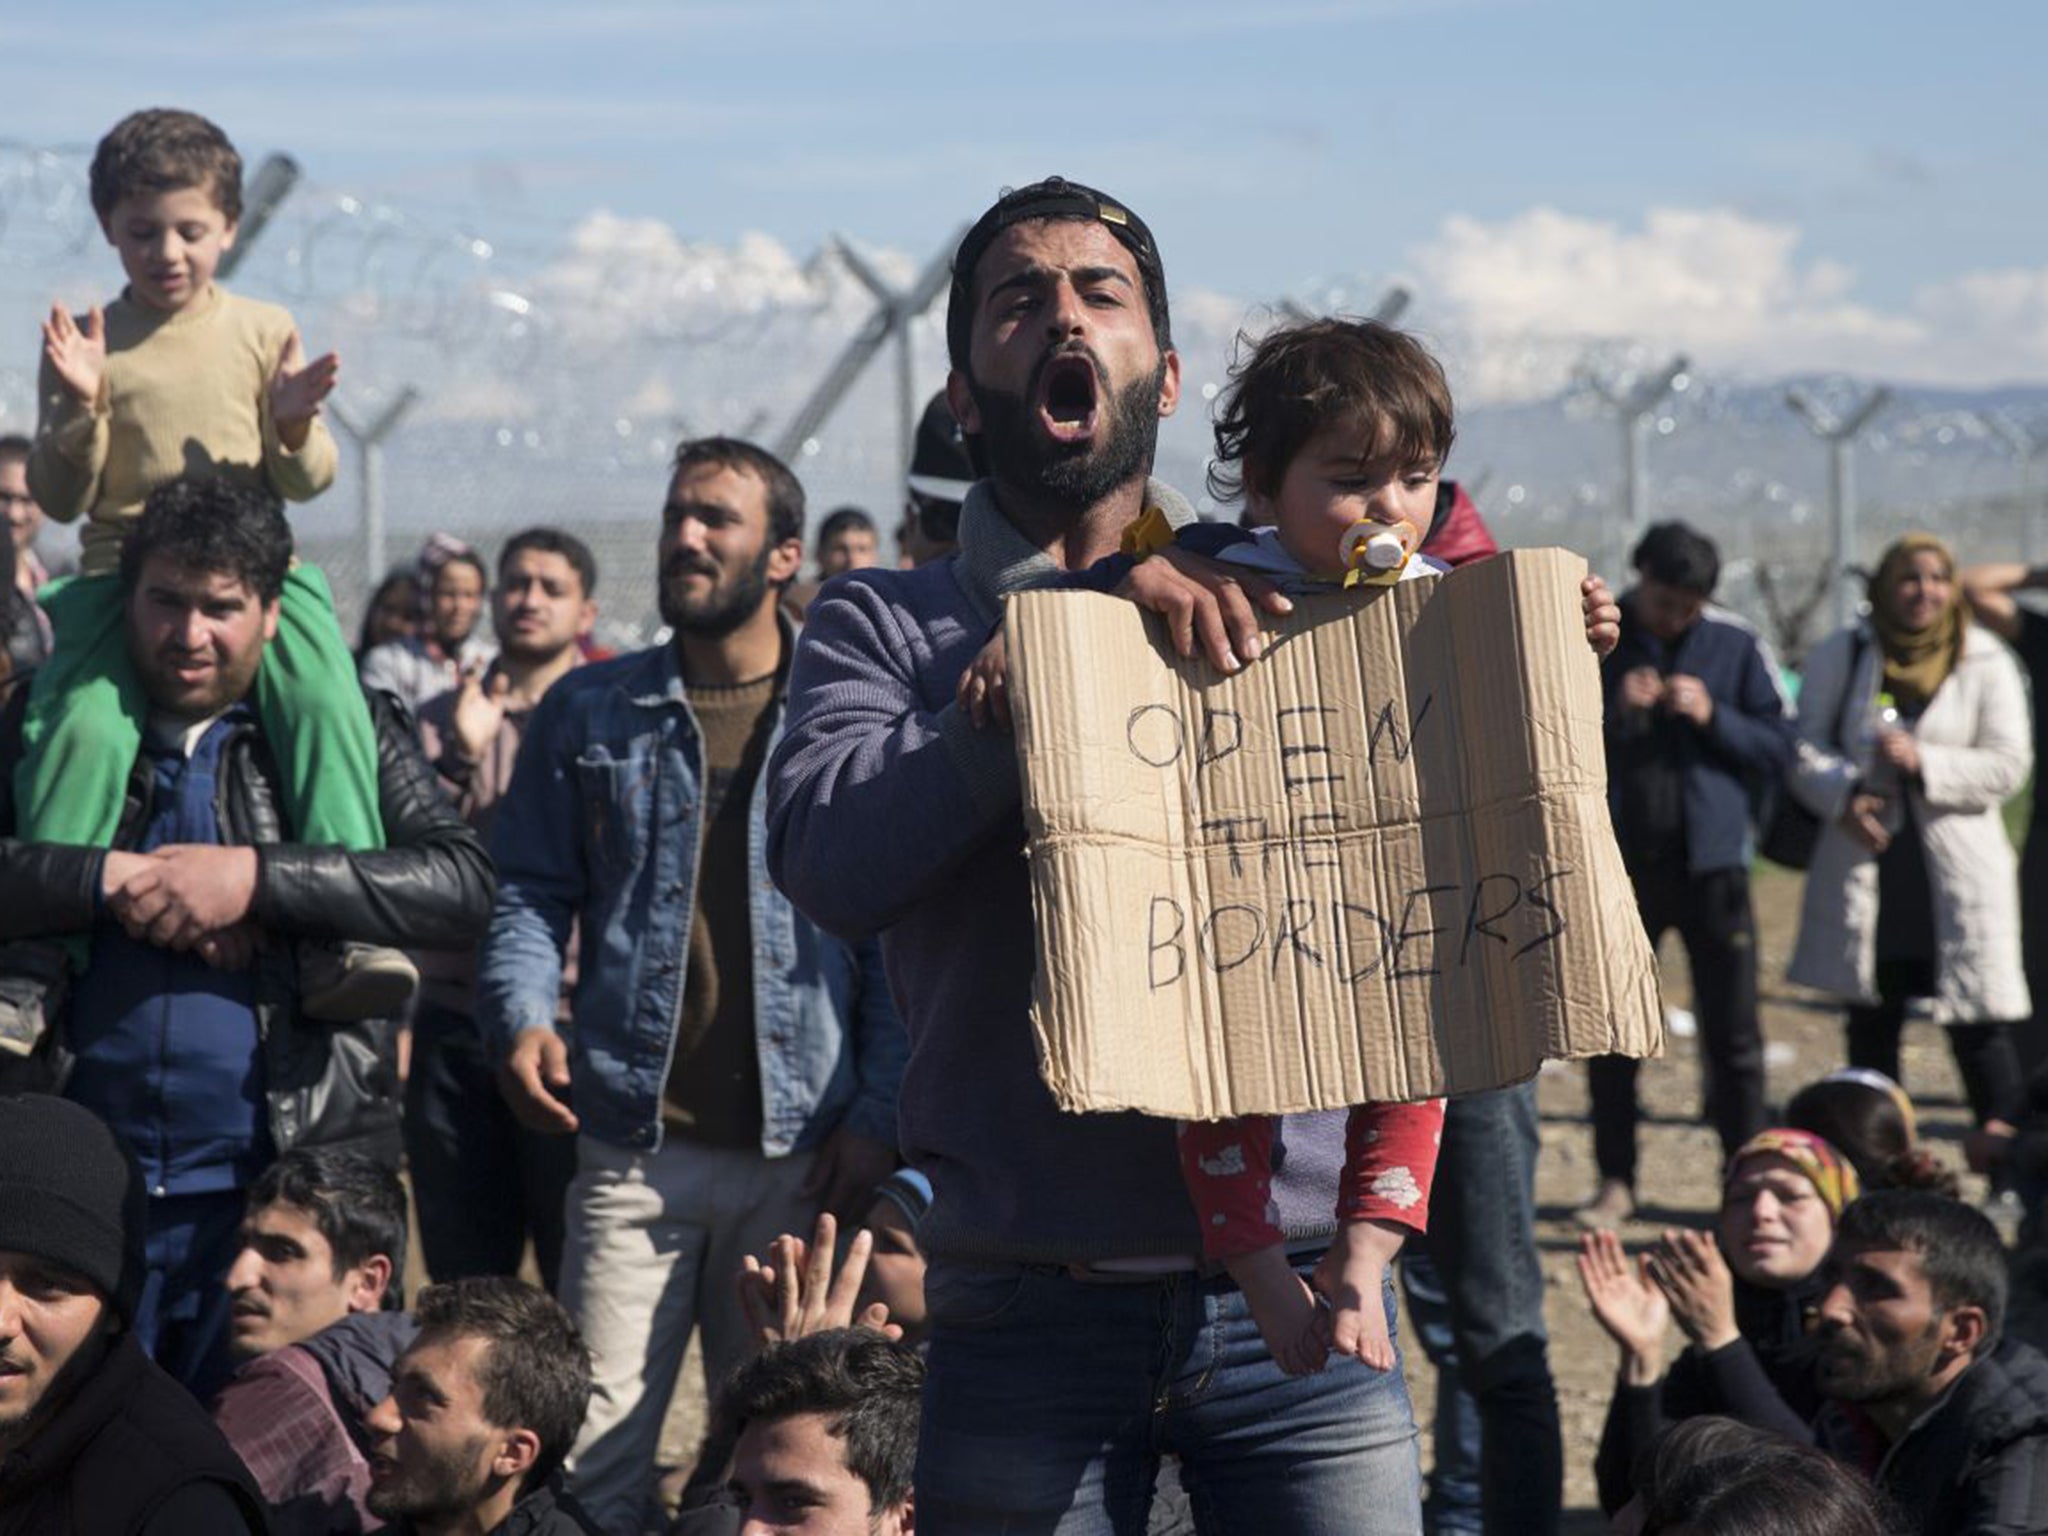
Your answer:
[476,437,906,1536]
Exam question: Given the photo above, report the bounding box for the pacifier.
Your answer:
[1338,519,1419,588]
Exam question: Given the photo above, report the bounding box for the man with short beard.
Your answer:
[478,438,906,1536]
[767,179,1433,1533]
[1814,1191,2048,1534]
[363,1277,596,1535]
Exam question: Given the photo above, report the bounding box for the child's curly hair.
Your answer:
[90,108,243,224]
[1208,317,1455,507]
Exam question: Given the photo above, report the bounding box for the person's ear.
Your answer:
[493,1426,541,1484]
[220,218,240,254]
[884,1490,914,1535]
[1155,349,1181,420]
[945,370,981,436]
[261,599,281,645]
[1942,1304,1990,1366]
[767,537,804,588]
[348,1255,393,1313]
[577,599,597,639]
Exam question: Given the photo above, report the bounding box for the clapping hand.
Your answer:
[42,304,105,406]
[1578,1229,1669,1386]
[1646,1228,1740,1353]
[268,331,339,451]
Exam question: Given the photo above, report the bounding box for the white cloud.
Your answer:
[1407,205,2048,398]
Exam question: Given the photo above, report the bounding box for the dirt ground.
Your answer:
[621,865,1983,1526]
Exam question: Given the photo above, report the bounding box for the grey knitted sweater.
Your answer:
[765,479,1347,1264]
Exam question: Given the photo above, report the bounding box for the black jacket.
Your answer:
[1596,1272,1827,1513]
[1819,1337,2048,1535]
[390,1475,597,1535]
[0,1330,267,1535]
[0,686,495,1160]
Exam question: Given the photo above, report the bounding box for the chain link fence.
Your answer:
[2,141,2041,663]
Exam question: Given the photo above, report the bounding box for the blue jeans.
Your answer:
[1400,1252,1483,1534]
[1411,1083,1562,1536]
[917,1255,1422,1535]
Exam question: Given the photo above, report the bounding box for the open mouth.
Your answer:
[1037,354,1099,444]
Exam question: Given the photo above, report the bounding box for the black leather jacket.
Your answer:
[0,685,495,1159]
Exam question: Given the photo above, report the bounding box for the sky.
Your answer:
[3,0,2046,390]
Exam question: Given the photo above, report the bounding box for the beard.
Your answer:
[366,1432,496,1523]
[1812,1320,1944,1406]
[658,542,775,639]
[966,350,1165,510]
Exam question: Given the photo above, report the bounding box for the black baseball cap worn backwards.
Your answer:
[945,176,1170,370]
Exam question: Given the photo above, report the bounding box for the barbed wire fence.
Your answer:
[1,140,2041,663]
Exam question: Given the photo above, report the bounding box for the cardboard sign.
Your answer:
[1007,547,1664,1120]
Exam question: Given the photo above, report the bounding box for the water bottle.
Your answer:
[1858,690,1902,797]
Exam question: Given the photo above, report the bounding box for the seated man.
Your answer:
[364,1276,597,1535]
[0,476,495,1397]
[0,1093,266,1533]
[1815,1190,2048,1533]
[719,1329,920,1536]
[212,1148,419,1536]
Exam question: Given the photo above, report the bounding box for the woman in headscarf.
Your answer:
[1786,534,2032,1142]
[1581,1130,1861,1514]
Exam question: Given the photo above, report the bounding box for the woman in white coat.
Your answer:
[1788,534,2032,1140]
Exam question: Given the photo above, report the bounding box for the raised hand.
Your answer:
[451,665,511,764]
[42,304,106,405]
[268,330,339,450]
[1577,1229,1669,1385]
[737,1211,901,1356]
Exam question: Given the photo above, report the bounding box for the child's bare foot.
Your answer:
[1312,1220,1398,1370]
[1225,1243,1326,1376]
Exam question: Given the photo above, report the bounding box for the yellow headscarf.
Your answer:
[1866,533,1967,713]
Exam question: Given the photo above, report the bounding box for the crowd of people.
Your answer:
[4,106,2048,1536]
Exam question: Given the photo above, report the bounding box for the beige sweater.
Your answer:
[28,285,337,577]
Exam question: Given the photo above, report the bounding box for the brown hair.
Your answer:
[90,108,243,223]
[1209,318,1455,506]
[412,1278,592,1489]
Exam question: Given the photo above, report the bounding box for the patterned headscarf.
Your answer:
[1726,1128,1862,1222]
[1866,533,1966,713]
